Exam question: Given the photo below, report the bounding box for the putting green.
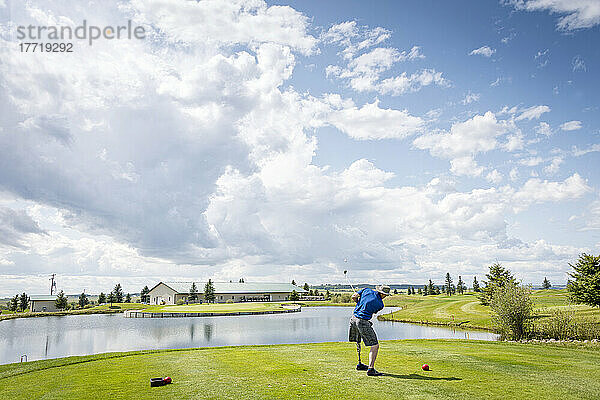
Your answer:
[140,302,289,313]
[1,340,599,399]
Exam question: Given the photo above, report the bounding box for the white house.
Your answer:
[148,282,307,305]
[29,295,58,312]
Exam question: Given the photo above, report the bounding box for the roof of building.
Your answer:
[29,295,56,301]
[151,281,307,294]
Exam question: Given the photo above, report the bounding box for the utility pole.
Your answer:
[49,274,57,295]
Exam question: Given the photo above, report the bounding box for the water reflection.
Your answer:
[204,324,213,342]
[0,307,497,365]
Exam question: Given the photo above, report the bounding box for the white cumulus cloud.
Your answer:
[507,0,600,31]
[515,105,551,121]
[469,46,496,57]
[560,120,582,131]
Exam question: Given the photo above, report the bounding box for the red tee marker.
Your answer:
[422,364,430,371]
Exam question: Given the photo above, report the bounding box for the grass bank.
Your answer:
[1,302,298,321]
[0,303,144,322]
[1,340,599,399]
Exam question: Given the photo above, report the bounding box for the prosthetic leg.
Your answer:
[356,341,368,370]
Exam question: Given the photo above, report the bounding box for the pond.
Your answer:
[0,307,497,365]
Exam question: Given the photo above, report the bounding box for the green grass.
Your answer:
[142,302,291,313]
[1,340,599,399]
[90,303,146,311]
[379,290,600,330]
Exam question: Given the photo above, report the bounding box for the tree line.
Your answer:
[403,271,556,297]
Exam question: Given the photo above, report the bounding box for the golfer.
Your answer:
[349,285,390,376]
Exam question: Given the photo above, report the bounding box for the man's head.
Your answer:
[375,285,391,298]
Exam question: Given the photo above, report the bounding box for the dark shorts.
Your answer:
[348,315,378,346]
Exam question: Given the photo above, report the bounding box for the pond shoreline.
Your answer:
[377,315,494,332]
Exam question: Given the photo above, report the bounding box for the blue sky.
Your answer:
[290,0,600,246]
[0,0,599,296]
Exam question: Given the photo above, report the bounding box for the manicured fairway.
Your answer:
[380,290,600,329]
[380,293,493,329]
[1,340,599,399]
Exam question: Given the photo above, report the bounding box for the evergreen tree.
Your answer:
[19,292,29,312]
[113,283,124,303]
[107,291,116,305]
[204,279,216,303]
[314,289,319,296]
[303,283,310,291]
[542,277,551,290]
[567,253,600,307]
[309,289,314,296]
[98,292,106,304]
[473,277,480,292]
[435,286,441,295]
[423,285,429,296]
[55,290,68,310]
[140,286,150,303]
[78,292,89,308]
[189,282,198,303]
[289,290,299,301]
[479,263,516,305]
[125,293,131,303]
[428,279,435,295]
[9,294,19,312]
[325,290,331,299]
[445,273,453,296]
[291,280,296,286]
[418,287,423,295]
[457,276,465,294]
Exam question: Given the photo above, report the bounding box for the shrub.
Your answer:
[490,284,533,340]
[534,307,600,340]
[176,300,184,305]
[225,299,234,303]
[331,293,352,303]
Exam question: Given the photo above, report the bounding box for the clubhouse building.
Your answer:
[148,281,307,305]
[28,295,59,312]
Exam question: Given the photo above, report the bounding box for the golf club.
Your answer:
[343,270,357,293]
